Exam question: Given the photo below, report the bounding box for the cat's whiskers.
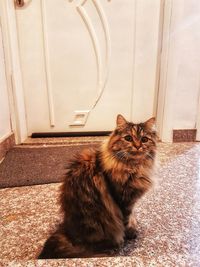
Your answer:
[115,151,127,162]
[146,152,154,161]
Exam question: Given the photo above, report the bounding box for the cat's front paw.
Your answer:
[125,227,138,240]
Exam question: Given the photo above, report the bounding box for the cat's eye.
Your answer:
[141,136,149,143]
[124,135,133,142]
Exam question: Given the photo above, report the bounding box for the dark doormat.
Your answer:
[0,144,98,188]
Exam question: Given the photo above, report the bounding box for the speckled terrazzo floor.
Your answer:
[1,142,200,266]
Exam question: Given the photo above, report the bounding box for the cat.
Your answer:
[38,114,157,259]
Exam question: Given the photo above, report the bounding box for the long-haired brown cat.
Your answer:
[38,114,157,259]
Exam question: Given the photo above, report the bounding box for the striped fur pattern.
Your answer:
[38,115,157,259]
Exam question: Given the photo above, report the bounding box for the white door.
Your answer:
[15,0,162,135]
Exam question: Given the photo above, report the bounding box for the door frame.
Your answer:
[0,0,27,144]
[1,0,174,143]
[156,0,174,142]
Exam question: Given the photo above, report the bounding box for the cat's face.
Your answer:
[108,114,157,162]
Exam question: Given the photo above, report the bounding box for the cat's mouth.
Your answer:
[114,150,144,162]
[128,150,144,158]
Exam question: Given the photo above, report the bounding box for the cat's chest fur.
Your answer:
[103,162,152,215]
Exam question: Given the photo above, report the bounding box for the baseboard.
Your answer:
[0,133,15,161]
[173,129,197,142]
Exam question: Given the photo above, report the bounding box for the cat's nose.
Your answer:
[134,143,142,150]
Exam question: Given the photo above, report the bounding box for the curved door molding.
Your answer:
[72,0,111,114]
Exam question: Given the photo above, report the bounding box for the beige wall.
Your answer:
[172,0,200,129]
[158,0,200,142]
[0,23,12,141]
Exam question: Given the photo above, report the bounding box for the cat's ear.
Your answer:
[145,117,156,131]
[116,114,127,128]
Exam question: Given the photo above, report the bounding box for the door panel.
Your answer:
[15,0,161,135]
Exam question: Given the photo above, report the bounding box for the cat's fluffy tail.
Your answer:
[38,228,112,259]
[38,230,93,259]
